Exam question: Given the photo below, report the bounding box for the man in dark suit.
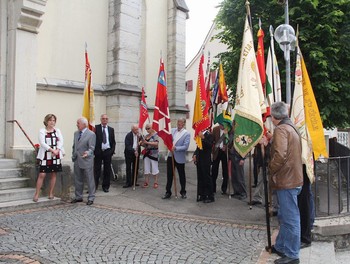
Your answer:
[71,117,96,205]
[193,130,214,203]
[94,114,116,192]
[124,124,141,188]
[211,123,229,194]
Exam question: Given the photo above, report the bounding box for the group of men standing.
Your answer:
[70,101,305,264]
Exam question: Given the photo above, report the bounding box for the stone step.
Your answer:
[0,187,35,202]
[0,177,29,190]
[299,241,337,264]
[0,197,62,213]
[0,168,22,178]
[0,159,18,169]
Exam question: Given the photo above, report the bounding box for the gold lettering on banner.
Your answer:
[242,42,253,67]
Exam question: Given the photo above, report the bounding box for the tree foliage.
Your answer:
[214,0,350,128]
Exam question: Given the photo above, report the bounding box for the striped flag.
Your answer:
[152,59,173,150]
[213,62,232,129]
[233,15,265,157]
[138,87,149,129]
[266,26,281,103]
[82,47,95,131]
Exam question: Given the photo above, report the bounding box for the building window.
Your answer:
[186,80,193,92]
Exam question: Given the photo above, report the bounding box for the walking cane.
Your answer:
[133,154,139,190]
[262,144,272,251]
[171,154,178,198]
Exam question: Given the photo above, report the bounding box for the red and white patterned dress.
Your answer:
[39,130,62,173]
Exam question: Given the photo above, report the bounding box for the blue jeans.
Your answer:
[275,187,302,259]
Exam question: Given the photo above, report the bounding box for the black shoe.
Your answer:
[221,191,227,195]
[197,196,204,202]
[71,198,83,203]
[203,198,215,203]
[238,195,247,200]
[266,245,285,257]
[248,200,262,206]
[86,200,94,205]
[102,188,109,193]
[274,256,299,264]
[162,193,171,199]
[272,211,278,217]
[181,194,187,199]
[133,183,140,187]
[123,185,131,188]
[252,184,257,188]
[300,242,311,249]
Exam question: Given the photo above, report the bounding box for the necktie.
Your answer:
[78,131,82,141]
[102,126,107,144]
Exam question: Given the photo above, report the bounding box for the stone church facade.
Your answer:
[0,0,189,166]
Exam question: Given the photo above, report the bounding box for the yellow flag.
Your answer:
[82,49,95,131]
[301,56,328,159]
[192,54,210,149]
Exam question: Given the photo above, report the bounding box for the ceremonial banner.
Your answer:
[266,25,281,103]
[138,87,149,129]
[301,50,328,159]
[213,62,232,129]
[291,47,315,182]
[152,60,173,150]
[192,54,210,149]
[234,16,265,157]
[82,48,95,131]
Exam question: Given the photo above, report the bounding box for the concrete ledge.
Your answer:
[314,215,350,236]
[313,215,350,250]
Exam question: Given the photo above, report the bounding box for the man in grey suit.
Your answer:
[162,118,190,199]
[71,117,96,205]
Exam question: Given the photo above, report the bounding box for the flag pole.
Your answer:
[171,154,178,198]
[261,144,272,251]
[133,155,139,190]
[227,149,231,199]
[248,151,252,207]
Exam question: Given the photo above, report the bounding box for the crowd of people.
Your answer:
[33,101,312,264]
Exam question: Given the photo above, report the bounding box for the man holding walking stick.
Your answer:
[162,118,190,199]
[124,124,141,188]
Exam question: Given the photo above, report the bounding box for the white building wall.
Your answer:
[37,0,108,84]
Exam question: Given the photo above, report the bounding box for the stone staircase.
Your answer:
[0,158,61,212]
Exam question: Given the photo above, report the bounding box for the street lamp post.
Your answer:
[274,0,296,106]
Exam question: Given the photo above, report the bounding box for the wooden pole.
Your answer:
[133,155,139,190]
[171,154,178,198]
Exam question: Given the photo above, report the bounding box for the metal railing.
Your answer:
[314,156,350,217]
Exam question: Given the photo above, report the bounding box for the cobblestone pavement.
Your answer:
[0,204,267,264]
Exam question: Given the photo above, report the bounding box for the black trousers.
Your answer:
[298,168,312,244]
[211,149,228,193]
[94,149,113,190]
[125,154,139,186]
[166,157,186,195]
